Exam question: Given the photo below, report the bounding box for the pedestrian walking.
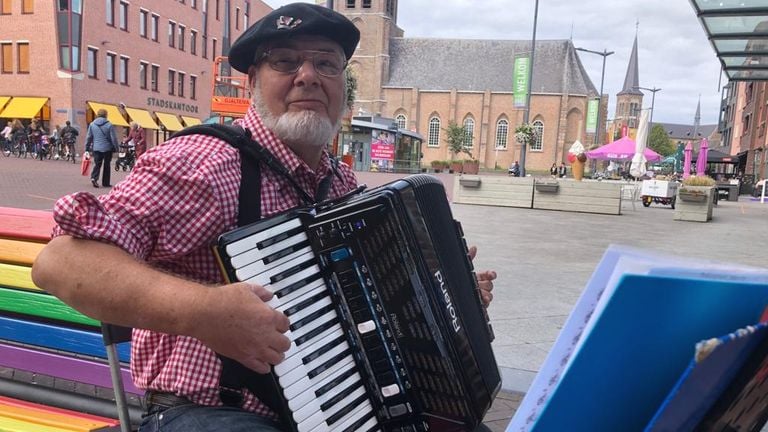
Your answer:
[85,109,119,188]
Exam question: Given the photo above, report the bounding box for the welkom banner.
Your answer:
[513,55,530,108]
[586,98,599,134]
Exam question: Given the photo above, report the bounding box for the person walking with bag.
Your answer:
[85,109,119,188]
[127,122,147,158]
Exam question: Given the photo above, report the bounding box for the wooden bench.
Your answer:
[0,207,140,431]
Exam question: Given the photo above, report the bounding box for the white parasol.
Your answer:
[629,109,651,178]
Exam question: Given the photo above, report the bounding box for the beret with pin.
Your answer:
[228,2,360,73]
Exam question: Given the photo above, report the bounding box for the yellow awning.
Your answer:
[86,102,129,127]
[0,97,48,119]
[155,112,185,132]
[0,97,10,113]
[124,107,159,130]
[181,116,202,127]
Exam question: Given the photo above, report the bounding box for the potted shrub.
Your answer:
[463,159,480,174]
[430,160,447,173]
[449,159,464,174]
[679,175,716,203]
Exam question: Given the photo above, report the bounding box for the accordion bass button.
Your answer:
[381,383,400,398]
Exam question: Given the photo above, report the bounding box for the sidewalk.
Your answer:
[2,157,767,429]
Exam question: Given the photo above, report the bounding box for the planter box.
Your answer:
[463,162,480,175]
[535,182,559,193]
[678,191,707,203]
[674,186,715,222]
[453,175,534,208]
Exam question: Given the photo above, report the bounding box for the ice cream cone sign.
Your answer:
[568,140,587,181]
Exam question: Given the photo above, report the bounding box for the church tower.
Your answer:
[331,0,402,117]
[614,33,644,133]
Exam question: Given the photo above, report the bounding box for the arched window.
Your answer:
[395,114,406,130]
[463,117,475,148]
[495,119,509,150]
[428,117,440,147]
[530,120,544,151]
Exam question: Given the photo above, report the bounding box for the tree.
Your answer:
[443,121,472,160]
[648,124,675,156]
[344,68,357,111]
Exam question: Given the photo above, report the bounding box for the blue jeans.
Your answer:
[139,405,285,432]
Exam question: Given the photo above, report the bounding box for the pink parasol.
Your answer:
[586,136,662,162]
[696,138,709,176]
[683,141,693,179]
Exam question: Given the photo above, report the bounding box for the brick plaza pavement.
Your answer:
[4,155,768,429]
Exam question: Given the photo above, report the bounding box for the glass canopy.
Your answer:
[690,0,768,80]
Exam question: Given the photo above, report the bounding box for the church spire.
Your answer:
[692,95,701,140]
[618,33,643,96]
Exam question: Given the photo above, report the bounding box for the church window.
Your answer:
[428,117,440,147]
[495,119,508,150]
[530,120,544,151]
[463,117,475,148]
[395,114,406,130]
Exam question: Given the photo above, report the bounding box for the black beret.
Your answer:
[228,3,360,73]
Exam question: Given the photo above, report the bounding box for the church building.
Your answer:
[333,0,603,173]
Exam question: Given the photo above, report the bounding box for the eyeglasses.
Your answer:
[259,48,346,77]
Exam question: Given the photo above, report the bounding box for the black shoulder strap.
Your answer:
[171,124,262,226]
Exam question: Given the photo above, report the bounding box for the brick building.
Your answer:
[0,0,270,147]
[335,0,603,173]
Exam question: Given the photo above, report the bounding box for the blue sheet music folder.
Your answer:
[530,274,768,432]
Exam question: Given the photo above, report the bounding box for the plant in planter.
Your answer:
[463,159,480,174]
[514,123,538,147]
[679,175,716,202]
[430,160,447,172]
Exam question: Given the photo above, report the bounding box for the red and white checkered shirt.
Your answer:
[51,106,358,417]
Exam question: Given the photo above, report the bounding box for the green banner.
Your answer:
[513,56,529,108]
[586,98,599,134]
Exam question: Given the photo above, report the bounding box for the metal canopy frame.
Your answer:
[690,0,768,81]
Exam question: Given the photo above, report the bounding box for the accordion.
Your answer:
[215,174,501,432]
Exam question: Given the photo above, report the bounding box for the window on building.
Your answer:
[16,43,29,73]
[178,72,185,97]
[190,30,197,55]
[244,2,250,28]
[191,0,197,9]
[495,119,509,149]
[106,52,115,82]
[119,55,128,84]
[22,0,32,13]
[235,7,240,30]
[346,0,355,8]
[386,0,394,15]
[1,43,12,73]
[463,117,475,148]
[362,0,371,8]
[212,38,217,60]
[202,34,208,58]
[87,47,97,78]
[190,75,197,100]
[151,64,158,91]
[1,0,10,15]
[139,10,148,37]
[56,0,83,72]
[168,69,175,95]
[151,14,159,41]
[139,61,147,89]
[428,117,440,147]
[119,1,128,30]
[168,21,176,47]
[395,114,406,130]
[530,120,544,151]
[178,25,185,51]
[215,0,219,20]
[105,0,114,25]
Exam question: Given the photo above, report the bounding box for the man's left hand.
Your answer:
[468,246,496,307]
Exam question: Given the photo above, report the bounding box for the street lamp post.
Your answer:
[633,86,662,127]
[575,47,614,147]
[520,0,539,178]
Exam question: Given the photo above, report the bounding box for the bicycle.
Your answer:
[12,135,28,159]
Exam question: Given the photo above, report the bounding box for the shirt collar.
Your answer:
[236,106,334,179]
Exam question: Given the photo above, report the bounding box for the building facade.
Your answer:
[0,0,270,147]
[720,80,768,182]
[335,0,602,173]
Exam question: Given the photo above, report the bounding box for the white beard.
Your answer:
[253,87,339,149]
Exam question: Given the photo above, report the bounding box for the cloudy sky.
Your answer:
[263,0,724,126]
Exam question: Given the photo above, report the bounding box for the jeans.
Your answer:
[139,404,285,432]
[90,150,113,186]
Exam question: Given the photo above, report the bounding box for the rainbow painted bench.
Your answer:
[0,207,140,431]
